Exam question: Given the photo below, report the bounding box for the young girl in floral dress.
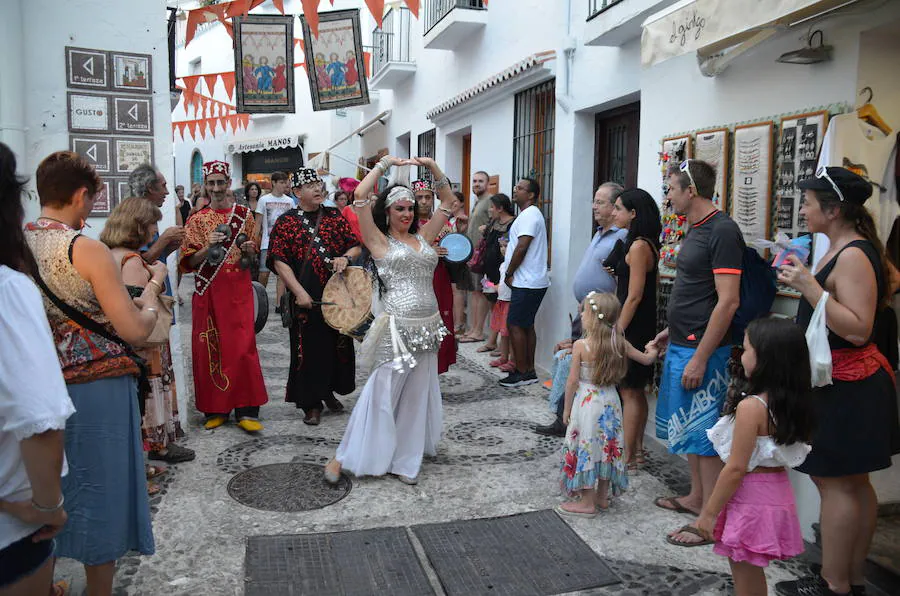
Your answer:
[558,291,657,517]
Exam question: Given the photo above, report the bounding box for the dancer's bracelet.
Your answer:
[433,176,450,191]
[353,198,371,208]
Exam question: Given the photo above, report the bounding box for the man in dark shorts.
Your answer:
[650,159,743,546]
[499,177,550,387]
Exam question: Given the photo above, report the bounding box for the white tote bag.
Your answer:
[805,291,833,387]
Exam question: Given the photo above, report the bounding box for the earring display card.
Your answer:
[776,111,828,238]
[731,122,773,244]
[694,128,729,212]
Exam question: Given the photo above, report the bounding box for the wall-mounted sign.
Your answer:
[67,92,111,133]
[113,178,131,202]
[66,47,109,90]
[70,135,112,173]
[91,180,114,216]
[111,51,152,94]
[113,97,152,135]
[114,138,154,174]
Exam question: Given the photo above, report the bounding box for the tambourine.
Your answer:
[439,233,473,263]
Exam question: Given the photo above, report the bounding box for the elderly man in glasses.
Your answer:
[650,159,745,547]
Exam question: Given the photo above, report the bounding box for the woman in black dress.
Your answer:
[777,167,899,596]
[610,188,661,469]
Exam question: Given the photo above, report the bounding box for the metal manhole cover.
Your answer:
[227,463,351,512]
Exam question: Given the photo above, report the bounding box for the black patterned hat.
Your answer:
[291,167,320,188]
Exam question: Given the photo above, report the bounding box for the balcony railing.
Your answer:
[372,7,412,76]
[588,0,625,20]
[424,0,486,35]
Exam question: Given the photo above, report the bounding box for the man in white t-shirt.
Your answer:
[255,171,295,305]
[499,177,550,387]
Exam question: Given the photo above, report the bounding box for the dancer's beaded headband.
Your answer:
[291,167,320,188]
[385,186,415,207]
[202,160,230,177]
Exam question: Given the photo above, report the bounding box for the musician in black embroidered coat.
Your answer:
[267,168,361,426]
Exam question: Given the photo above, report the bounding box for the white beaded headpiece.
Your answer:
[385,185,415,207]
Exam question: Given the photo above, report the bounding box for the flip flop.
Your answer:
[654,496,697,515]
[665,524,714,547]
[458,336,483,343]
[555,504,597,519]
[476,345,497,353]
[146,465,168,480]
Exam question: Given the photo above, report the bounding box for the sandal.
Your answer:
[51,580,69,596]
[476,344,498,353]
[654,496,697,515]
[149,444,196,463]
[665,524,714,547]
[458,336,483,343]
[489,357,508,367]
[148,482,161,497]
[146,465,168,480]
[490,350,502,357]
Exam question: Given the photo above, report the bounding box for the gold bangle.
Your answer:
[148,279,163,292]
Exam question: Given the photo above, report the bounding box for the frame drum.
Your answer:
[439,233,473,263]
[252,281,268,334]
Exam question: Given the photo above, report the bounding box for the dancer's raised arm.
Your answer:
[352,155,404,258]
[413,157,456,246]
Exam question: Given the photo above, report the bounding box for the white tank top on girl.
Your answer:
[706,395,811,472]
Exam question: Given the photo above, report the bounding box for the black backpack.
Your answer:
[732,247,777,343]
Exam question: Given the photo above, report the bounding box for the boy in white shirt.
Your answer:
[255,172,295,306]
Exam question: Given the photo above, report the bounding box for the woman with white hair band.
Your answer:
[324,156,455,485]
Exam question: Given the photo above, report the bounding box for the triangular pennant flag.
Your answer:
[221,72,236,101]
[294,38,305,53]
[241,114,250,130]
[187,120,198,140]
[203,74,219,95]
[363,51,371,78]
[177,122,187,140]
[403,0,419,18]
[272,0,285,14]
[223,21,234,40]
[294,62,304,69]
[183,75,202,94]
[226,0,251,19]
[206,118,218,137]
[250,0,267,8]
[301,0,320,39]
[199,119,208,140]
[365,0,385,29]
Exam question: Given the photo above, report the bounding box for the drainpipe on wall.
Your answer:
[558,0,576,113]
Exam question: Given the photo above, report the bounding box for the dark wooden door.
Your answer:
[594,102,640,191]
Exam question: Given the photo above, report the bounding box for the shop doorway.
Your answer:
[593,102,640,190]
[242,147,304,189]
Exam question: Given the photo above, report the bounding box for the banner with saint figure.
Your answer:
[299,9,370,112]
[233,15,295,114]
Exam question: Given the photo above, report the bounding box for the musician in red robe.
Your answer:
[179,161,268,432]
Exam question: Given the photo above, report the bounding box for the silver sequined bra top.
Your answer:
[359,235,449,372]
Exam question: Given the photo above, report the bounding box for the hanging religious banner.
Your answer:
[299,9,370,112]
[233,15,295,113]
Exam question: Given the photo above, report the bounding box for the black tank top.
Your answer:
[614,237,658,345]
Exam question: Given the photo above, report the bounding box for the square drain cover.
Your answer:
[245,527,434,596]
[412,509,619,596]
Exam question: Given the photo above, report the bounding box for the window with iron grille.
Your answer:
[512,79,556,261]
[417,128,436,182]
[372,7,412,76]
[588,0,625,20]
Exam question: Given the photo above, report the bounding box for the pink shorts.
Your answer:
[490,300,510,337]
[713,471,805,567]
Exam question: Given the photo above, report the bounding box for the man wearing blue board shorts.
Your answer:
[650,159,744,546]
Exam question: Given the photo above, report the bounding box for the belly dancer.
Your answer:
[324,156,456,485]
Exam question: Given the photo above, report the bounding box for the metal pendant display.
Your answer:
[207,223,232,266]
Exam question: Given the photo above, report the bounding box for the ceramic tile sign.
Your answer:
[111,52,152,94]
[67,92,111,134]
[114,138,154,174]
[70,135,111,174]
[113,97,152,135]
[91,180,114,216]
[114,178,131,203]
[65,47,109,90]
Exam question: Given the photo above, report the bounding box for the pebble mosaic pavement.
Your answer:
[52,277,840,595]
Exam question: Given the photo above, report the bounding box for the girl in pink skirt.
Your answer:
[695,317,815,595]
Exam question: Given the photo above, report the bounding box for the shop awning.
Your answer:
[226,135,303,154]
[641,0,849,68]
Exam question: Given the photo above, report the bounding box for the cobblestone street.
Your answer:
[54,279,822,595]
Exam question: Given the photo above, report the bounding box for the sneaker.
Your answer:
[499,372,524,387]
[518,370,539,386]
[534,418,567,437]
[807,566,866,596]
[775,576,850,596]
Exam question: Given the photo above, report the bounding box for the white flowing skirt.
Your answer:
[336,352,442,479]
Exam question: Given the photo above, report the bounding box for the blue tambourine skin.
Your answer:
[439,233,473,263]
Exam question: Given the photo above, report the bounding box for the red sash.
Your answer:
[831,343,896,385]
[194,204,249,296]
